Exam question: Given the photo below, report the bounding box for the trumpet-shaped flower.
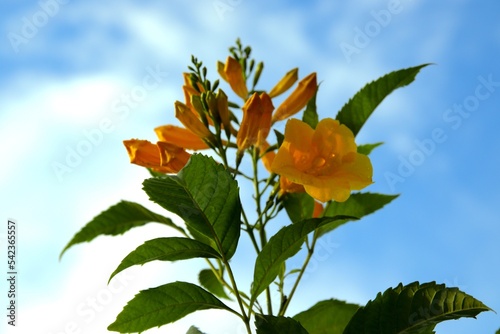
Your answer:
[272,72,317,123]
[271,118,373,202]
[174,101,215,144]
[268,68,298,98]
[123,139,190,173]
[218,56,248,100]
[237,92,274,151]
[154,125,209,150]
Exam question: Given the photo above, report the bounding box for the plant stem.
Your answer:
[279,232,318,316]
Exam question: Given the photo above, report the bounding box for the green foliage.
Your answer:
[63,46,492,334]
[336,64,430,136]
[186,326,206,334]
[255,314,309,334]
[293,299,360,334]
[282,192,316,224]
[343,281,491,334]
[302,88,319,129]
[198,268,231,300]
[142,154,241,260]
[60,200,183,259]
[108,238,221,282]
[107,281,237,333]
[251,217,350,303]
[357,142,383,155]
[319,192,398,237]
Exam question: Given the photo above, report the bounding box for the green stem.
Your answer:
[279,232,318,316]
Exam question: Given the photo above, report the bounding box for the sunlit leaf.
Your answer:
[60,201,183,259]
[357,142,383,155]
[302,89,318,129]
[108,282,237,333]
[283,192,315,224]
[199,269,231,300]
[143,154,241,260]
[336,64,430,136]
[343,281,492,334]
[251,217,350,303]
[255,314,309,334]
[109,238,221,282]
[293,299,359,334]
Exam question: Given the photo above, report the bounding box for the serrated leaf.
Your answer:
[319,193,398,237]
[251,217,347,303]
[109,238,221,282]
[60,201,183,259]
[187,326,206,334]
[255,314,309,334]
[293,299,360,334]
[108,281,237,333]
[283,192,315,224]
[336,64,430,136]
[302,89,318,129]
[199,269,231,300]
[142,154,241,260]
[357,142,383,155]
[343,281,492,334]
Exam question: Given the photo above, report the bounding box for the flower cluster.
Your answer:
[123,41,372,203]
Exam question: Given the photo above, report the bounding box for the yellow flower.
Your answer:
[174,101,215,144]
[123,139,190,173]
[271,118,373,202]
[268,68,298,98]
[272,72,317,123]
[154,125,209,150]
[218,56,248,100]
[237,92,274,151]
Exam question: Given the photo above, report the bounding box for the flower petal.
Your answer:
[268,68,298,98]
[154,125,209,150]
[272,72,317,123]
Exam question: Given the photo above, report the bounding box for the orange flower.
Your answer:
[123,139,190,173]
[154,125,209,150]
[237,92,274,151]
[218,57,248,100]
[272,72,317,123]
[174,101,215,144]
[271,118,373,202]
[268,68,298,98]
[313,201,324,218]
[279,176,305,194]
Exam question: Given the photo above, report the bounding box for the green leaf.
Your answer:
[283,192,315,224]
[142,154,241,260]
[199,269,231,300]
[319,193,398,237]
[293,299,360,334]
[251,217,347,303]
[60,201,183,259]
[187,326,206,334]
[274,129,285,148]
[302,88,318,129]
[255,314,309,334]
[109,238,221,282]
[336,64,430,136]
[342,281,492,334]
[108,281,237,333]
[357,142,383,155]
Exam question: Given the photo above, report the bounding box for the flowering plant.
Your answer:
[61,40,491,333]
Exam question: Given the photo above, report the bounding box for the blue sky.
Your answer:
[1,0,500,333]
